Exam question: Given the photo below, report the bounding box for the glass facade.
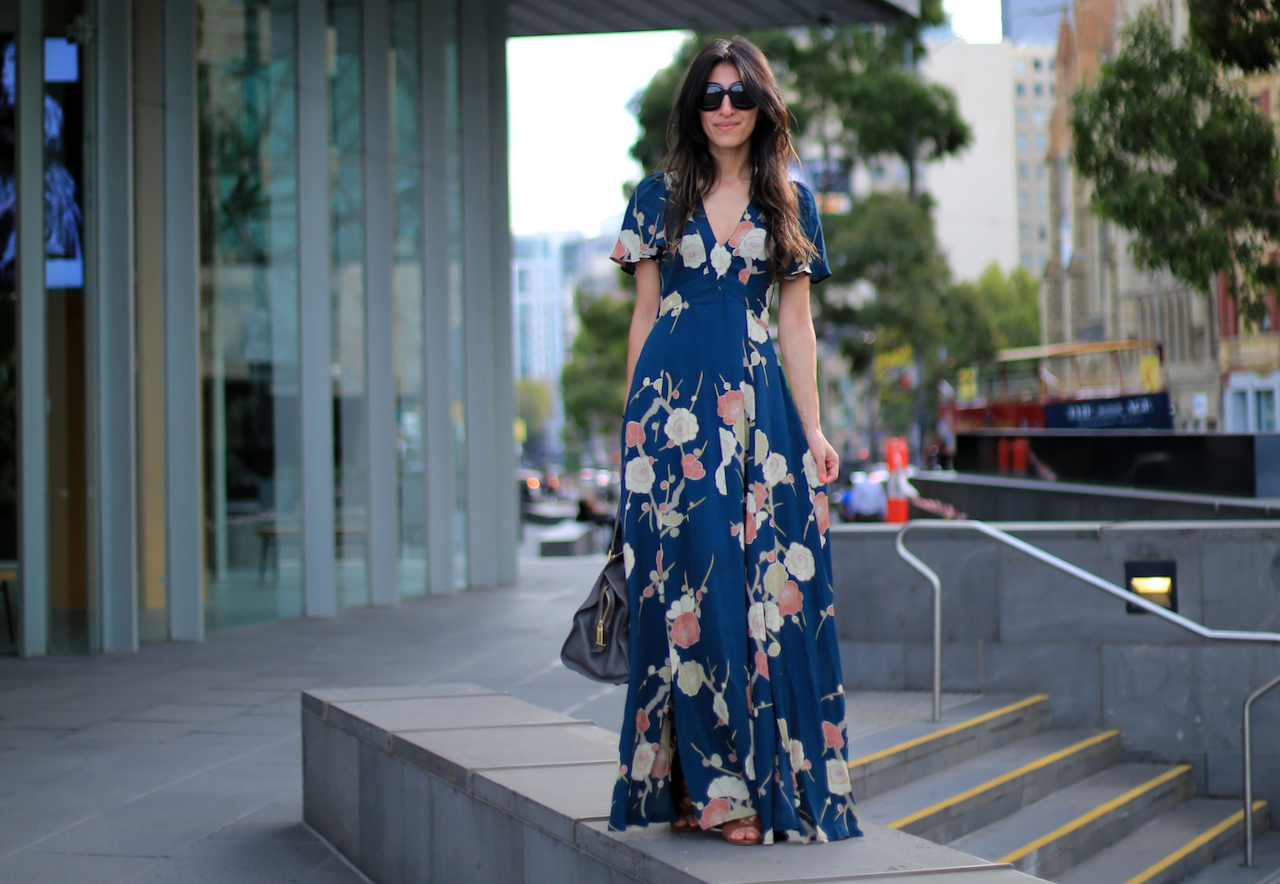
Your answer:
[390,0,426,597]
[198,0,304,630]
[327,0,368,609]
[2,0,508,655]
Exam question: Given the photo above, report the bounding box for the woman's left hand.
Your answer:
[803,426,840,485]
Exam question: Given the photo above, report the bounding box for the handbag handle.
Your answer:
[607,507,623,557]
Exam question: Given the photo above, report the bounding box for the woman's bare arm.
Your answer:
[776,274,838,484]
[625,259,661,396]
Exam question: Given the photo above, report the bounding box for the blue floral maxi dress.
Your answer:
[607,173,861,844]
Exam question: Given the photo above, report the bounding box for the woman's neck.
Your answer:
[709,142,752,191]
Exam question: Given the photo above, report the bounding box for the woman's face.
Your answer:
[699,62,758,152]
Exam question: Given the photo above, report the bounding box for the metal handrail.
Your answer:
[893,519,1280,867]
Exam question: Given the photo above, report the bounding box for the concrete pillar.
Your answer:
[298,0,337,617]
[419,0,459,596]
[362,0,398,606]
[94,0,140,651]
[162,0,203,641]
[486,0,516,587]
[16,0,47,655]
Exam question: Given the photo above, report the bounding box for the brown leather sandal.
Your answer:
[670,770,698,830]
[722,814,763,845]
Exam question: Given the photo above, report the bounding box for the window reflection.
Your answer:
[198,0,303,630]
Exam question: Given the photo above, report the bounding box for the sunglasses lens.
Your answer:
[728,84,756,110]
[699,84,724,111]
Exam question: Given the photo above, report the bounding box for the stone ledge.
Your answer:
[301,684,1049,884]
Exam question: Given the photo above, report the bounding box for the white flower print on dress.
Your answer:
[764,601,783,632]
[739,227,768,261]
[748,602,766,642]
[741,382,755,420]
[715,427,737,495]
[763,562,788,599]
[632,742,657,779]
[659,292,688,318]
[826,758,852,795]
[802,450,822,489]
[713,692,729,725]
[747,309,769,343]
[784,542,816,582]
[677,660,704,696]
[763,451,788,487]
[789,738,805,771]
[680,234,706,269]
[623,543,635,578]
[710,243,732,278]
[625,457,655,494]
[616,229,643,263]
[708,775,751,804]
[665,408,699,446]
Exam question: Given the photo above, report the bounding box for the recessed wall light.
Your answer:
[1125,561,1177,614]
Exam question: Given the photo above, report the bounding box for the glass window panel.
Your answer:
[390,0,425,597]
[0,32,18,654]
[1257,389,1277,432]
[328,0,368,609]
[198,0,303,630]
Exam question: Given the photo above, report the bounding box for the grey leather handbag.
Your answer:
[560,520,629,684]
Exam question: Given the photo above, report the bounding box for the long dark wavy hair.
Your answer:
[661,38,814,282]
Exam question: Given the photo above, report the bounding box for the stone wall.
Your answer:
[831,522,1280,807]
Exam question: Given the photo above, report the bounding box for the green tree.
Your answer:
[517,378,553,454]
[1188,0,1280,74]
[1071,11,1280,323]
[561,292,633,446]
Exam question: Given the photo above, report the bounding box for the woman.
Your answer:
[607,37,859,846]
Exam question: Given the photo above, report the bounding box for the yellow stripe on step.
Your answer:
[1120,800,1268,884]
[999,765,1191,864]
[848,694,1050,770]
[888,730,1120,831]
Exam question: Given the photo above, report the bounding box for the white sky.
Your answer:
[506,2,1002,238]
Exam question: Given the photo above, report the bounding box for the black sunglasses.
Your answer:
[698,81,756,112]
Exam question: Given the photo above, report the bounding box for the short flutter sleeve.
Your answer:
[783,181,831,285]
[610,173,668,274]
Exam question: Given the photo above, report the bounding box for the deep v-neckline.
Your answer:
[699,197,752,251]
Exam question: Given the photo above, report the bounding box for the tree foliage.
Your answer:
[1071,11,1280,323]
[1188,0,1280,74]
[560,292,632,443]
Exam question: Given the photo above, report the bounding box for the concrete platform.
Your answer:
[302,684,1050,884]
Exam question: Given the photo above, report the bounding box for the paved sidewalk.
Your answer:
[0,555,973,883]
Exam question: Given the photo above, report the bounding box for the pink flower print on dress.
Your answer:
[813,491,830,534]
[625,421,645,449]
[778,581,804,617]
[717,389,745,425]
[700,797,731,829]
[670,612,700,648]
[755,650,770,680]
[823,720,845,749]
[636,708,650,735]
[651,743,671,780]
[738,267,751,285]
[727,219,754,248]
[681,452,706,480]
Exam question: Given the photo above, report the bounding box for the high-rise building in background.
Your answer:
[1011,43,1056,278]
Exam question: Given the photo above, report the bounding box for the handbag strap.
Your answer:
[607,506,623,557]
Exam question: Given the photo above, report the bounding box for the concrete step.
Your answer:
[951,762,1194,880]
[1180,828,1280,884]
[847,693,1052,802]
[858,727,1123,844]
[1055,799,1271,884]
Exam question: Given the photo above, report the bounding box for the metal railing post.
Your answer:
[1243,671,1280,868]
[893,518,1280,860]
